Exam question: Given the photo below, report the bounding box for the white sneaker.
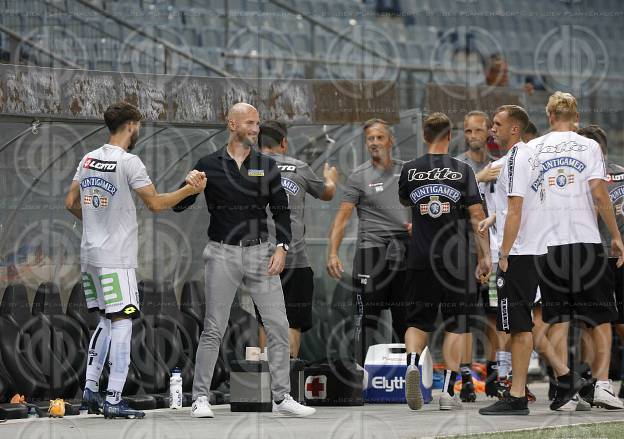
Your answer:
[272,394,315,417]
[594,381,624,410]
[191,396,214,418]
[439,392,462,411]
[405,365,423,411]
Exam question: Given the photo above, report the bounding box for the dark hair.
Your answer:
[104,102,142,133]
[525,120,538,137]
[495,105,529,134]
[259,121,287,148]
[578,124,608,154]
[423,112,452,144]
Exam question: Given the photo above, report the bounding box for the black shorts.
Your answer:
[404,267,478,334]
[496,255,543,333]
[352,247,408,337]
[256,267,314,332]
[611,258,624,324]
[540,243,617,327]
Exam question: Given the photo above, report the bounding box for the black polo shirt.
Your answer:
[173,145,292,245]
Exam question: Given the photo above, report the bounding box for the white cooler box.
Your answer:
[364,343,433,404]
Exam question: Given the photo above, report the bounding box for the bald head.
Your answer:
[227,102,258,121]
[227,102,260,147]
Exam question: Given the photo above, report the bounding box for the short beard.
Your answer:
[127,133,138,151]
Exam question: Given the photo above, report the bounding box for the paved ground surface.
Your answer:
[2,383,624,439]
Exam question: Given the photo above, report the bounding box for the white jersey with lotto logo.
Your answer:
[73,144,152,268]
[503,142,549,255]
[528,131,606,246]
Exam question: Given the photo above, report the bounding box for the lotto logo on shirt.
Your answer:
[83,157,117,172]
[277,164,297,173]
[248,169,265,177]
[407,167,462,181]
[368,182,384,193]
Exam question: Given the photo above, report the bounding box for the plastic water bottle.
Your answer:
[169,367,183,409]
[27,406,38,419]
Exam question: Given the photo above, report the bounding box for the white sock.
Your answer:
[106,318,132,404]
[596,380,611,389]
[85,316,111,391]
[497,351,512,378]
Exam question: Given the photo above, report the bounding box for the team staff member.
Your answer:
[65,102,206,419]
[257,121,339,358]
[174,103,315,418]
[455,111,505,402]
[576,124,624,407]
[478,105,581,415]
[399,112,491,411]
[326,119,410,365]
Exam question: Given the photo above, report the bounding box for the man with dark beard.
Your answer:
[65,102,206,418]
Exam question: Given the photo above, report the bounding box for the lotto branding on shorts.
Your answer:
[407,167,462,181]
[281,177,300,195]
[410,184,461,204]
[83,157,117,172]
[80,177,118,195]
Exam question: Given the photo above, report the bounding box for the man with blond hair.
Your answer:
[482,92,624,415]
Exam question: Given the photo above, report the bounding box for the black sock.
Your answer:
[486,360,498,383]
[406,352,420,367]
[460,363,472,384]
[274,398,284,405]
[444,370,458,396]
[578,362,592,381]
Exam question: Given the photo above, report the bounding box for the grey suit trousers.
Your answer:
[192,240,290,400]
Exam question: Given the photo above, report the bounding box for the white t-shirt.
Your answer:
[73,144,152,268]
[500,142,549,256]
[484,156,506,263]
[527,131,606,247]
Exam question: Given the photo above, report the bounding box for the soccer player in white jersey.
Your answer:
[479,105,587,415]
[65,102,206,418]
[574,124,624,408]
[533,93,624,411]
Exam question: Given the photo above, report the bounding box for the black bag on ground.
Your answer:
[303,358,363,406]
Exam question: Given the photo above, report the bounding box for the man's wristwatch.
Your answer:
[277,243,290,252]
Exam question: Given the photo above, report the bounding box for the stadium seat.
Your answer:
[0,284,45,399]
[141,281,196,392]
[126,280,170,395]
[30,282,84,400]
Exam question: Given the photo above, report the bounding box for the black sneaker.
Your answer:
[460,381,477,402]
[479,390,529,415]
[579,378,596,406]
[103,400,145,419]
[549,372,585,411]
